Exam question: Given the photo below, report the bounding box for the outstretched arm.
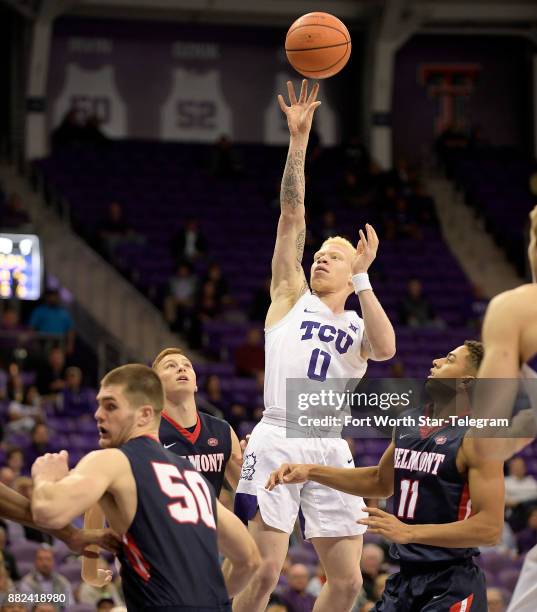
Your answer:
[266,442,395,498]
[0,480,119,555]
[353,224,396,361]
[266,80,321,328]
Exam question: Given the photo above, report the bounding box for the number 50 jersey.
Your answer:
[118,435,230,611]
[263,291,367,426]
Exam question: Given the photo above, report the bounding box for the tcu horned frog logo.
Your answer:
[240,452,257,481]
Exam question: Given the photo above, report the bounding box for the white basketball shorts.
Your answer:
[235,420,367,539]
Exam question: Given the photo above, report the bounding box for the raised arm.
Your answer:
[217,500,260,597]
[352,225,396,361]
[266,442,395,498]
[31,449,124,530]
[266,80,321,328]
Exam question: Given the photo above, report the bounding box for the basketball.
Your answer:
[285,12,351,79]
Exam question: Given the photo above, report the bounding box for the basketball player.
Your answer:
[233,79,396,612]
[0,482,118,556]
[30,364,260,609]
[267,341,504,612]
[152,348,242,496]
[470,204,537,612]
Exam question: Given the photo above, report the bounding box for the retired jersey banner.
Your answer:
[47,18,362,145]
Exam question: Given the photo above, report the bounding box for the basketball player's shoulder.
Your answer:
[488,284,537,314]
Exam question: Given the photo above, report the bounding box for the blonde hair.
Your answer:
[321,236,356,261]
[152,347,185,370]
[101,364,164,415]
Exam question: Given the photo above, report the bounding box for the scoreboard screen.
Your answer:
[0,233,43,300]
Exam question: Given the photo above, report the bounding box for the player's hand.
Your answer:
[358,506,414,544]
[278,80,321,138]
[31,450,70,482]
[239,434,251,455]
[530,204,537,233]
[64,527,122,556]
[353,224,379,274]
[265,463,311,490]
[83,567,114,588]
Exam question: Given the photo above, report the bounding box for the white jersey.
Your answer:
[263,291,367,426]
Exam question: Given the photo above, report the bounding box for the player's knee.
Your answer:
[254,558,283,593]
[326,571,363,601]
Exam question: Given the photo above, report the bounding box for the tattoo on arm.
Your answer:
[295,228,305,271]
[281,150,305,213]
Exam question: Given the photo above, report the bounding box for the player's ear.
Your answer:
[194,385,198,392]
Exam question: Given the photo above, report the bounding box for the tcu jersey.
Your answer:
[263,291,367,425]
[159,411,232,496]
[117,436,230,611]
[391,411,478,564]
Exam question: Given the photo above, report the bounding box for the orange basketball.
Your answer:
[285,12,351,79]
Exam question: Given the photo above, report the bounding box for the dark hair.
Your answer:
[464,340,484,372]
[101,364,164,414]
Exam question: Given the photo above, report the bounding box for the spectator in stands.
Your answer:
[170,218,208,264]
[0,309,29,366]
[340,170,365,208]
[249,277,271,322]
[505,456,537,531]
[210,134,243,179]
[35,346,67,396]
[203,263,229,300]
[279,563,315,612]
[5,362,24,403]
[373,573,388,601]
[96,598,116,611]
[78,559,123,606]
[97,201,145,266]
[33,606,56,612]
[19,545,73,608]
[188,280,222,349]
[342,135,370,176]
[486,587,505,612]
[235,328,264,378]
[29,289,75,354]
[6,386,42,436]
[0,193,32,231]
[389,360,406,378]
[24,424,58,470]
[0,525,19,581]
[266,600,288,612]
[58,366,95,418]
[463,284,489,330]
[383,198,421,241]
[51,108,85,150]
[0,565,16,606]
[0,468,14,488]
[5,448,25,479]
[228,403,248,431]
[163,262,197,332]
[398,279,443,328]
[360,543,385,601]
[83,113,107,146]
[409,182,438,227]
[306,562,326,598]
[202,375,228,414]
[517,507,537,554]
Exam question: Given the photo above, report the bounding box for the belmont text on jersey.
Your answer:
[181,452,225,473]
[394,447,446,475]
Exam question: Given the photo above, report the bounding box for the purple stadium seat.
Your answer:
[497,567,521,593]
[288,544,318,566]
[9,540,41,562]
[478,551,514,576]
[17,560,34,577]
[59,561,82,584]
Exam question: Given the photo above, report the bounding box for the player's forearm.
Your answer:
[221,554,259,598]
[308,464,392,498]
[31,479,78,529]
[358,290,396,360]
[81,505,107,586]
[408,513,502,548]
[0,482,76,541]
[280,136,308,218]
